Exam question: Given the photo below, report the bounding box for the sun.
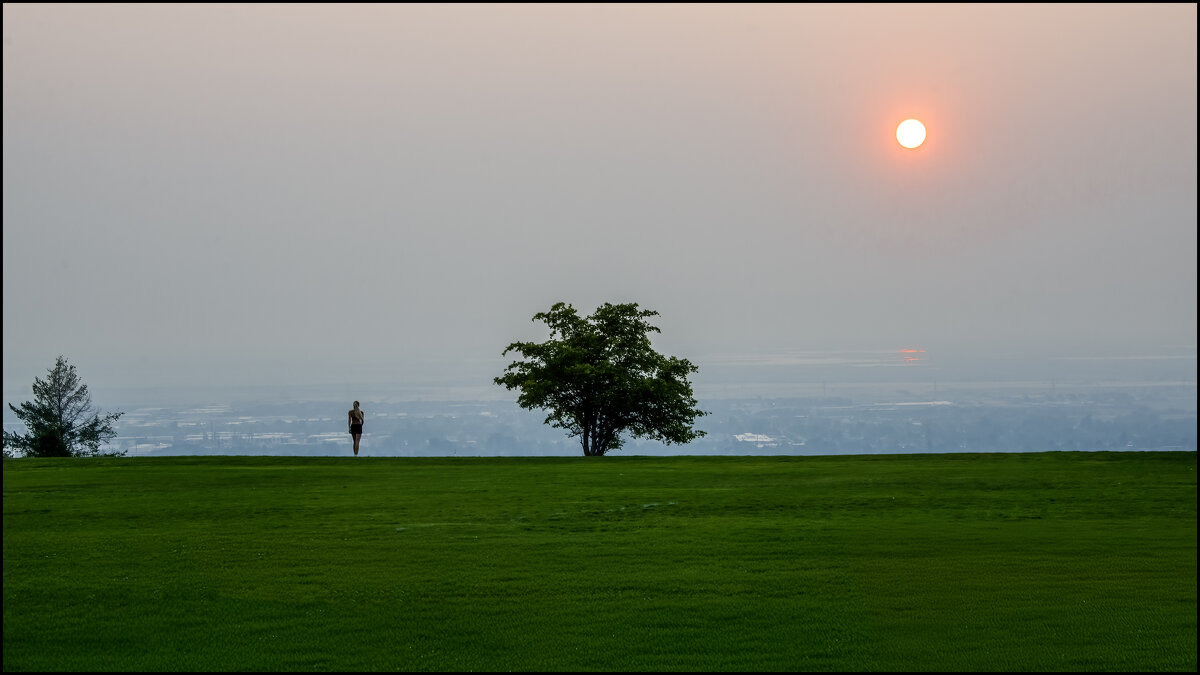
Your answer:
[896,119,926,149]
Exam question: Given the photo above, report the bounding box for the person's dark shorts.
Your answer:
[350,423,363,435]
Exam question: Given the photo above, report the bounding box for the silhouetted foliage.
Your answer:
[3,356,125,458]
[495,302,707,456]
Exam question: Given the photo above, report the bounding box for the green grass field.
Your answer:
[3,452,1196,672]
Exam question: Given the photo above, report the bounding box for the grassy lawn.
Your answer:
[3,452,1195,671]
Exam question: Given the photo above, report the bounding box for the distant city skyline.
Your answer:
[7,378,1188,458]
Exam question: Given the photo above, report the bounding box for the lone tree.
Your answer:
[495,302,706,456]
[3,356,125,458]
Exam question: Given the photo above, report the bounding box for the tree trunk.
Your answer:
[581,411,601,456]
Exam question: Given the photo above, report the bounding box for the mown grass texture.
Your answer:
[3,452,1195,671]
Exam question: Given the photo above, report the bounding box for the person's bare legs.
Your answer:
[353,433,361,456]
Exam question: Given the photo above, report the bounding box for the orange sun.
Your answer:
[896,119,926,149]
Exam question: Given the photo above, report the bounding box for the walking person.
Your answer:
[348,401,365,456]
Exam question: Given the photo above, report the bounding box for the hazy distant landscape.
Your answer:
[7,351,1191,458]
[90,383,1197,458]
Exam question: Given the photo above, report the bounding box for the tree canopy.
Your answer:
[3,356,124,458]
[495,302,706,456]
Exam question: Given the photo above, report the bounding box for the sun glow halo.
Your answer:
[896,119,926,149]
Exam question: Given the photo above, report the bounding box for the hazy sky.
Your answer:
[4,4,1196,392]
